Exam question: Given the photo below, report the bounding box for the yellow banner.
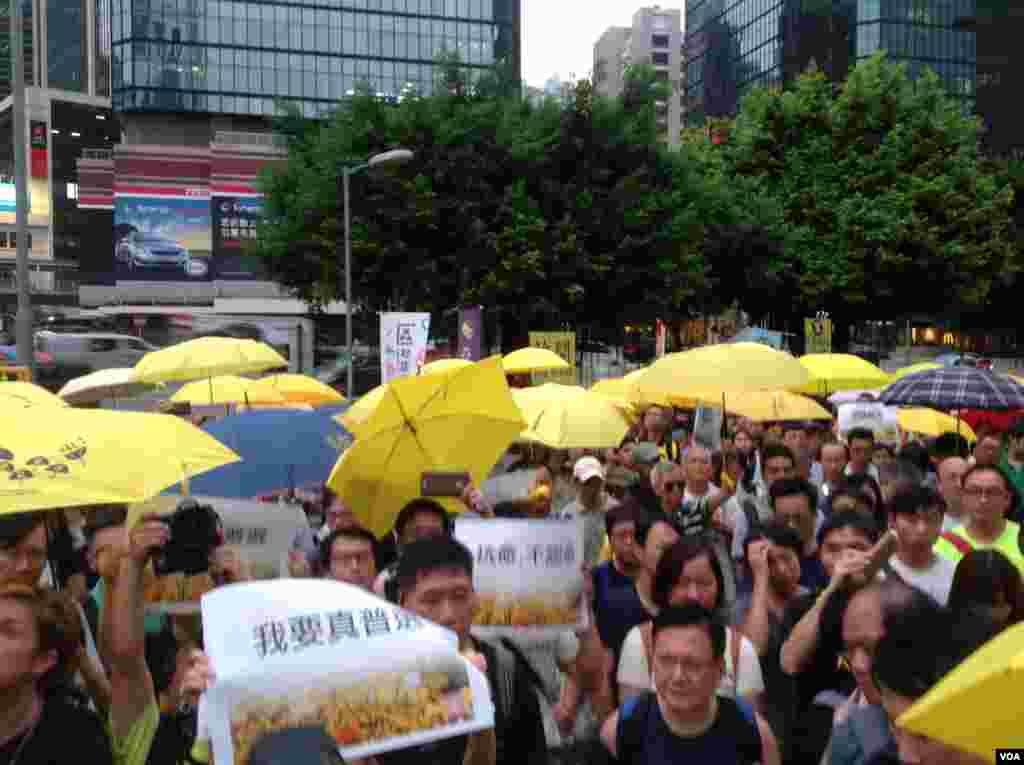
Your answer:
[528,332,576,386]
[0,366,31,382]
[805,318,833,354]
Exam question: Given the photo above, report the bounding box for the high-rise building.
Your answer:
[593,7,683,145]
[684,0,975,128]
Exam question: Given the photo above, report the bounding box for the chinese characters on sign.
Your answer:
[804,316,833,354]
[528,331,576,386]
[457,307,483,361]
[253,607,425,659]
[381,312,431,383]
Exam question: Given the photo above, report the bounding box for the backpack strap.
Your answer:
[941,530,974,556]
[640,621,654,678]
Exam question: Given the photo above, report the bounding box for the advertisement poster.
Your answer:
[114,195,213,281]
[457,306,483,361]
[837,402,900,445]
[380,312,431,383]
[528,331,576,386]
[805,317,833,354]
[201,579,494,764]
[693,404,723,452]
[454,517,584,636]
[212,196,266,280]
[30,121,47,179]
[129,495,308,614]
[655,320,667,359]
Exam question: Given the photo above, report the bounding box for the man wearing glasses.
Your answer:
[934,464,1024,574]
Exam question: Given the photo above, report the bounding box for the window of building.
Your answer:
[652,34,670,48]
[652,51,669,65]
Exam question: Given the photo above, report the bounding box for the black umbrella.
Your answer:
[878,368,1024,411]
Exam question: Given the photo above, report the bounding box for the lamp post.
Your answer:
[11,0,31,376]
[338,149,413,397]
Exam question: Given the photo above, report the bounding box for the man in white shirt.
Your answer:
[936,456,968,532]
[887,484,957,604]
[845,427,880,481]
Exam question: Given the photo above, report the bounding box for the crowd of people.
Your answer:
[2,400,1023,765]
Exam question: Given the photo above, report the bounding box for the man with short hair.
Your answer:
[392,537,547,765]
[972,432,1003,469]
[845,428,879,481]
[736,523,807,656]
[633,512,681,620]
[601,604,780,765]
[560,456,619,567]
[1001,421,1024,515]
[722,444,798,567]
[591,503,649,669]
[677,446,722,535]
[782,426,807,460]
[936,456,969,531]
[626,443,666,515]
[819,442,848,513]
[887,485,956,604]
[320,526,377,591]
[769,478,827,590]
[375,498,451,602]
[934,464,1024,573]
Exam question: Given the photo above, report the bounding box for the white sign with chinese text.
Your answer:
[454,517,584,637]
[693,404,723,452]
[381,312,431,383]
[837,402,901,445]
[201,579,494,764]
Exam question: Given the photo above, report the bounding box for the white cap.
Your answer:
[573,456,605,483]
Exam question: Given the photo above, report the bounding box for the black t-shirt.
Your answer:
[0,696,112,765]
[592,561,651,662]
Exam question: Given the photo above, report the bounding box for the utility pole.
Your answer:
[12,0,32,375]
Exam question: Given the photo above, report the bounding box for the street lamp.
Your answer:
[339,148,413,397]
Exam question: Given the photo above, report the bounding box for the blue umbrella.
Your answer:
[879,367,1024,411]
[172,408,354,498]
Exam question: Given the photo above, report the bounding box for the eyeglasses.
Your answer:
[963,487,1009,501]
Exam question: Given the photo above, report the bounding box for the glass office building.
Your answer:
[110,0,521,118]
[684,0,976,126]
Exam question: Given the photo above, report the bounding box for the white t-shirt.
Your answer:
[889,555,957,605]
[617,623,764,700]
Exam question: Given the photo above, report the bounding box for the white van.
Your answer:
[35,332,157,374]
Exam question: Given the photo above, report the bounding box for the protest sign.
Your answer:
[129,495,308,613]
[381,312,431,383]
[478,468,539,506]
[693,404,723,452]
[837,402,901,445]
[454,517,584,636]
[202,579,494,764]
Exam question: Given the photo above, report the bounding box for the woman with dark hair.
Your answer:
[617,536,764,708]
[0,585,113,764]
[947,549,1024,632]
[845,473,887,529]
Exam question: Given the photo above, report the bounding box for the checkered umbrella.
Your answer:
[878,368,1024,411]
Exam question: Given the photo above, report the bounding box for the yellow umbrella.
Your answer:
[632,343,811,406]
[327,356,526,538]
[420,358,474,375]
[893,362,943,380]
[503,347,570,374]
[716,391,832,422]
[797,353,892,395]
[58,367,162,406]
[171,375,286,406]
[336,384,387,433]
[252,373,345,406]
[898,621,1024,761]
[134,337,288,384]
[591,368,648,398]
[0,407,240,514]
[0,381,67,408]
[896,408,977,442]
[513,383,632,449]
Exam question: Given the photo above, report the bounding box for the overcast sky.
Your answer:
[521,1,685,88]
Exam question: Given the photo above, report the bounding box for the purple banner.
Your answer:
[457,306,483,361]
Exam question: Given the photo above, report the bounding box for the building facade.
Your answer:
[593,6,683,145]
[684,0,976,127]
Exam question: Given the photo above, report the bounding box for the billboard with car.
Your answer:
[113,195,213,281]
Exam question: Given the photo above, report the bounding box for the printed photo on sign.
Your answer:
[454,517,584,635]
[201,579,494,763]
[114,196,212,281]
[380,312,431,383]
[837,402,900,445]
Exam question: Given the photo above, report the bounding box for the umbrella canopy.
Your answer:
[58,367,161,406]
[898,621,1024,761]
[180,409,352,499]
[827,389,883,406]
[336,384,387,434]
[171,375,287,406]
[896,408,977,441]
[134,337,288,384]
[327,356,526,538]
[632,343,811,406]
[879,368,1024,411]
[0,381,67,408]
[512,383,632,449]
[893,362,943,380]
[719,391,833,422]
[420,358,474,375]
[797,353,892,395]
[502,347,570,374]
[0,408,239,513]
[591,368,647,398]
[252,373,345,406]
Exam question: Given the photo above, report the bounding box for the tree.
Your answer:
[718,52,1017,325]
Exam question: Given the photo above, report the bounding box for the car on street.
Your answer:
[116,232,196,273]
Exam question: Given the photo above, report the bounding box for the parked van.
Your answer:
[35,332,157,377]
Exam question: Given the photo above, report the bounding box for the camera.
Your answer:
[153,499,224,576]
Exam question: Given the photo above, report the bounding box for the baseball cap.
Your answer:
[631,442,661,466]
[573,457,606,483]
